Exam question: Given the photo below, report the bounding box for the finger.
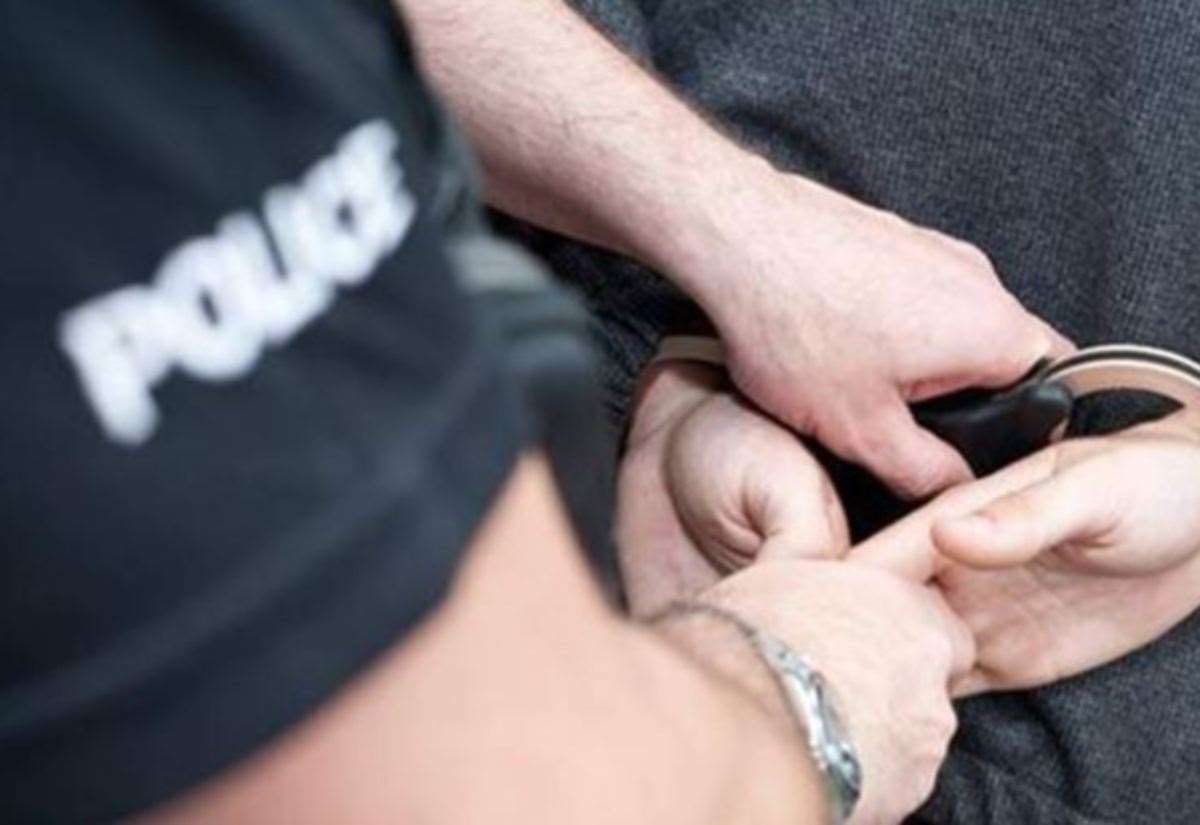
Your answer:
[905,316,1074,402]
[757,525,845,565]
[754,467,851,563]
[927,586,977,679]
[1035,317,1077,359]
[964,315,1074,390]
[949,668,992,699]
[931,464,1104,569]
[671,399,850,570]
[848,529,943,582]
[848,446,1061,581]
[832,399,974,500]
[757,524,846,564]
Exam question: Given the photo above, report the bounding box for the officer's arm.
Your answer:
[134,455,824,825]
[396,0,756,290]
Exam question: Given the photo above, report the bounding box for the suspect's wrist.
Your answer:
[624,359,725,452]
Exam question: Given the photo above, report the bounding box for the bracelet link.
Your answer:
[662,601,861,824]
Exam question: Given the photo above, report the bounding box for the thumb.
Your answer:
[753,464,851,564]
[1035,317,1077,360]
[829,399,973,500]
[931,465,1100,569]
[847,525,944,583]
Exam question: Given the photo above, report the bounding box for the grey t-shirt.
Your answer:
[519,2,1200,823]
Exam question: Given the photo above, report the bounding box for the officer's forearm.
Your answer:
[138,456,826,824]
[395,0,762,293]
[395,454,826,824]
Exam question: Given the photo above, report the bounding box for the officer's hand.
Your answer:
[677,549,973,824]
[671,164,1071,499]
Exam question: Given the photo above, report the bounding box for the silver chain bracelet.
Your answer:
[660,601,862,824]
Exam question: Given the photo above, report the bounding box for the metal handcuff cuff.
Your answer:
[652,336,1200,822]
[654,337,1200,477]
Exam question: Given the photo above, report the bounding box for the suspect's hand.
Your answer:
[623,367,971,821]
[617,362,848,617]
[853,412,1200,695]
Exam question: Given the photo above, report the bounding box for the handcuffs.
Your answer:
[653,337,1200,822]
[654,337,1200,477]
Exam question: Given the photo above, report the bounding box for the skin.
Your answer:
[617,362,849,616]
[137,455,968,825]
[684,559,975,824]
[628,363,1200,702]
[138,456,819,824]
[124,5,990,816]
[123,2,1091,818]
[397,0,1067,499]
[858,411,1200,696]
[618,363,975,822]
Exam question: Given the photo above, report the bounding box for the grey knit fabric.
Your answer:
[510,2,1200,823]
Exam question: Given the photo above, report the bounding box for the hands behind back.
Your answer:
[622,365,1200,820]
[623,362,1200,697]
[618,361,848,618]
[854,412,1200,695]
[622,363,971,822]
[675,166,1069,500]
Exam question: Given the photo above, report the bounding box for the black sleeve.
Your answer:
[0,3,567,821]
[493,216,708,426]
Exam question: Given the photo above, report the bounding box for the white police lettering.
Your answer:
[58,120,416,445]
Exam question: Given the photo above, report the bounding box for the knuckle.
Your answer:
[935,234,995,274]
[959,242,995,271]
[976,342,1040,384]
[854,402,909,450]
[926,631,957,671]
[873,207,909,233]
[1004,330,1042,365]
[911,710,956,769]
[899,457,951,497]
[810,403,869,457]
[932,701,959,743]
[909,759,944,810]
[852,422,895,460]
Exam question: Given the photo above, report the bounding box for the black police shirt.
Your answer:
[0,2,528,820]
